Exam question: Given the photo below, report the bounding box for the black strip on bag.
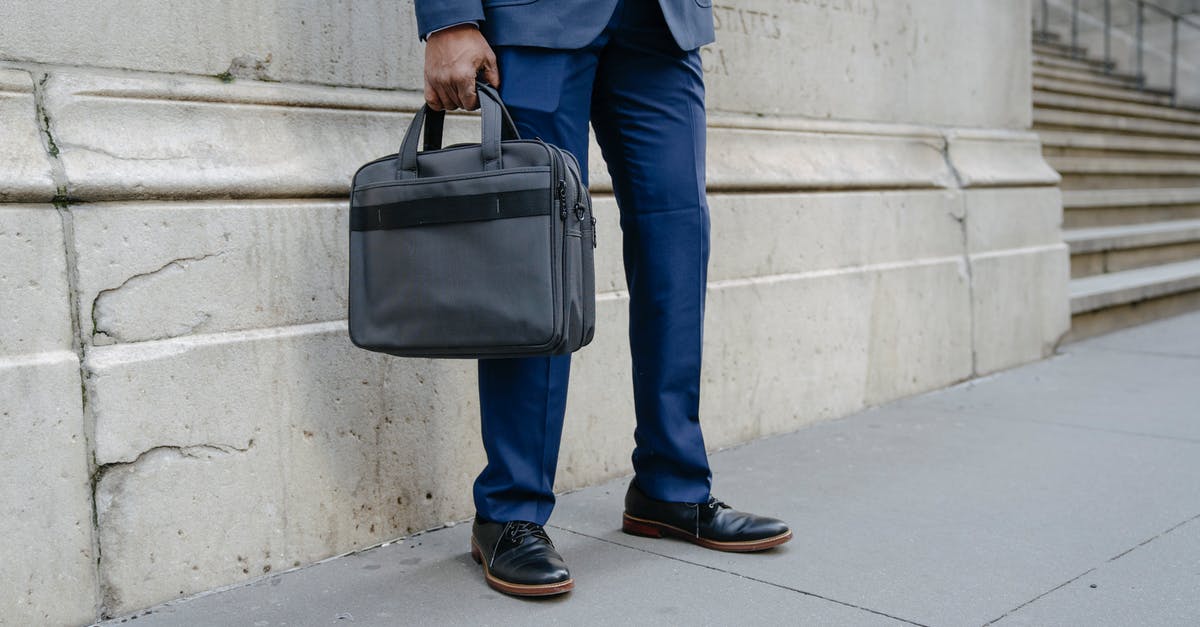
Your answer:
[351,188,550,231]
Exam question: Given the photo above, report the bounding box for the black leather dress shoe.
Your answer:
[622,480,792,552]
[470,515,573,597]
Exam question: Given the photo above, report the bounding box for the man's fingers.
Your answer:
[424,84,444,111]
[432,80,456,111]
[457,79,479,111]
[481,52,501,90]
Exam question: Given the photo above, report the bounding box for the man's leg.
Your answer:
[590,0,713,504]
[473,45,602,526]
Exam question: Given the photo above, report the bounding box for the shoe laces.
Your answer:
[507,521,552,545]
[704,496,731,511]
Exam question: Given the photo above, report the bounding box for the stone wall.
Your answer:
[0,1,1067,623]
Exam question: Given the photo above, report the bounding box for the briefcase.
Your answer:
[348,82,596,359]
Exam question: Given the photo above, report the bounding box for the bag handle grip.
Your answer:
[397,81,519,180]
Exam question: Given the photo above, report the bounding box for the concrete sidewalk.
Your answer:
[98,313,1200,627]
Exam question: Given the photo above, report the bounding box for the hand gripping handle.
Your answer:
[397,82,520,180]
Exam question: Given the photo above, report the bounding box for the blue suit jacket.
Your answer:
[415,0,715,51]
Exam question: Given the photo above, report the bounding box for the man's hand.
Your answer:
[424,24,500,111]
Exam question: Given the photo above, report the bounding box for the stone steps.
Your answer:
[1034,91,1200,126]
[1034,54,1136,80]
[1038,130,1200,159]
[1034,108,1200,141]
[1065,219,1200,278]
[1033,64,1151,93]
[1048,155,1200,189]
[1063,187,1200,227]
[1033,42,1117,71]
[1070,257,1200,313]
[1033,76,1175,108]
[1033,33,1200,337]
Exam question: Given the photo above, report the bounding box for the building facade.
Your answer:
[0,1,1067,623]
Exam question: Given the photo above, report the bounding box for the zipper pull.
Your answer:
[574,201,586,221]
[590,216,597,248]
[557,180,567,220]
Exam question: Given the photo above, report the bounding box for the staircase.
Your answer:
[1033,31,1200,341]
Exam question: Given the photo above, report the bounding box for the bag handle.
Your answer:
[397,81,520,180]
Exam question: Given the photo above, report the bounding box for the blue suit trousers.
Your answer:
[474,0,713,524]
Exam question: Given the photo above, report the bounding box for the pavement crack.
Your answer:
[549,526,930,627]
[982,511,1200,625]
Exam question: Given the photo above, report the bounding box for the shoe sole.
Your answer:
[469,539,575,597]
[621,513,793,552]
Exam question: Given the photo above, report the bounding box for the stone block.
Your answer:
[71,200,349,345]
[0,1,423,92]
[965,187,1064,254]
[703,1,1032,129]
[0,205,74,356]
[0,68,54,202]
[970,246,1072,374]
[0,351,96,626]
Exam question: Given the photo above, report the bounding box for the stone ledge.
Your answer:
[0,68,56,202]
[19,68,1063,202]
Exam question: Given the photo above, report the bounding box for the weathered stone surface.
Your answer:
[0,205,74,356]
[703,1,1033,128]
[90,323,395,614]
[72,200,348,345]
[0,1,423,92]
[90,251,976,614]
[0,351,96,627]
[0,68,54,202]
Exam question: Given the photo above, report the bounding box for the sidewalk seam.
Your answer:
[1072,345,1200,361]
[549,526,930,627]
[981,511,1200,626]
[919,405,1200,446]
